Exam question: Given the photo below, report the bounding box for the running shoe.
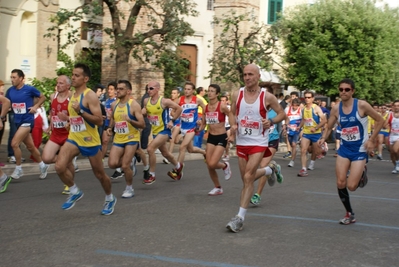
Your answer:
[226,215,244,233]
[62,190,84,210]
[250,193,261,205]
[358,165,368,188]
[0,176,12,193]
[307,162,315,170]
[111,170,124,180]
[8,156,25,164]
[223,162,232,180]
[62,185,70,195]
[392,168,397,174]
[163,158,170,164]
[269,160,283,184]
[208,187,223,196]
[395,163,399,172]
[377,155,383,160]
[222,155,230,161]
[339,212,356,225]
[130,157,137,176]
[143,174,156,185]
[122,188,135,198]
[39,164,50,179]
[283,151,292,158]
[288,160,295,167]
[167,163,184,180]
[101,197,117,215]
[11,168,23,179]
[143,169,150,180]
[297,169,308,177]
[135,153,141,163]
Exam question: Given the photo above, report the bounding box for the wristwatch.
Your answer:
[78,109,85,115]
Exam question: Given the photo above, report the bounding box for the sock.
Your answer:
[16,165,22,170]
[264,166,273,176]
[238,207,247,220]
[338,187,353,214]
[144,165,149,171]
[69,184,78,195]
[310,160,315,165]
[223,163,228,170]
[116,167,122,172]
[149,172,155,177]
[39,161,45,168]
[105,194,114,202]
[176,162,180,170]
[126,185,132,190]
[302,167,307,171]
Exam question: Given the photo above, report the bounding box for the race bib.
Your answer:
[147,115,160,126]
[391,128,399,136]
[205,112,219,124]
[239,119,261,136]
[269,124,275,134]
[181,113,194,123]
[105,107,112,120]
[69,116,87,133]
[341,126,360,142]
[52,115,67,128]
[12,103,27,114]
[114,121,129,134]
[304,118,313,127]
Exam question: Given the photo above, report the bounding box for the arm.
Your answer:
[76,90,103,126]
[228,90,239,143]
[265,92,287,128]
[128,101,145,129]
[313,106,327,132]
[318,105,339,145]
[29,93,47,114]
[106,101,117,136]
[0,96,10,131]
[163,98,182,129]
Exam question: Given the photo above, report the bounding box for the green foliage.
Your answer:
[45,0,198,82]
[207,10,278,86]
[278,0,399,102]
[29,77,56,112]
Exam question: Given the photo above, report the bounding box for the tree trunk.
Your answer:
[115,46,130,80]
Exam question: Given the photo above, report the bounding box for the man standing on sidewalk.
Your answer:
[55,63,116,215]
[6,69,49,180]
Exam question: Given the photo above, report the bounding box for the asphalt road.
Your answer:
[1,149,399,267]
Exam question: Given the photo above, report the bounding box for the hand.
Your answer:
[71,101,80,113]
[28,106,37,114]
[317,137,325,146]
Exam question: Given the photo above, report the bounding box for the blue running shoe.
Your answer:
[101,197,117,215]
[62,190,84,210]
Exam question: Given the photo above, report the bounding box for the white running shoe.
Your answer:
[11,168,23,179]
[163,158,170,164]
[121,188,135,198]
[39,164,50,179]
[208,187,223,196]
[223,162,232,180]
[288,160,295,167]
[307,162,315,170]
[73,156,79,173]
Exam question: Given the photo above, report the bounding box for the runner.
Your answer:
[226,64,285,233]
[0,95,11,193]
[107,80,145,198]
[6,69,49,180]
[142,81,182,184]
[284,98,302,167]
[163,88,182,164]
[42,75,74,194]
[203,84,232,196]
[55,63,116,215]
[386,100,399,174]
[318,78,383,224]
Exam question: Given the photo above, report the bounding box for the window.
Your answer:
[268,0,283,24]
[207,0,214,11]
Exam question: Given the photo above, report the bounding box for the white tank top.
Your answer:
[235,87,269,146]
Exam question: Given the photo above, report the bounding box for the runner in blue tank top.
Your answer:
[318,78,384,225]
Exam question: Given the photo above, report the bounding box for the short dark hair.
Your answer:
[220,95,228,101]
[209,84,221,94]
[339,78,355,90]
[74,63,91,79]
[196,86,204,94]
[292,98,300,105]
[185,81,195,90]
[117,80,132,90]
[107,81,117,88]
[11,69,25,79]
[304,90,314,97]
[290,91,299,97]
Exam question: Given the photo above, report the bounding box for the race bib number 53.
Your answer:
[239,119,261,135]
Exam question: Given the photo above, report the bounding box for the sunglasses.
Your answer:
[304,97,312,99]
[339,88,352,92]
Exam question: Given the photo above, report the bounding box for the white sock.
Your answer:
[175,162,180,169]
[39,161,45,168]
[144,165,149,171]
[116,168,122,172]
[310,160,315,165]
[105,194,114,201]
[264,166,273,176]
[149,172,155,177]
[126,185,132,190]
[238,207,247,220]
[69,184,78,195]
[16,165,22,170]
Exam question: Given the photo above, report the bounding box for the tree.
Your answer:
[45,0,198,81]
[207,10,278,86]
[278,0,399,101]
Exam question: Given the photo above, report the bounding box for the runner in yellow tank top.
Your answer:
[107,80,145,198]
[55,63,116,216]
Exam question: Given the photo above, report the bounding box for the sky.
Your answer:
[379,0,399,8]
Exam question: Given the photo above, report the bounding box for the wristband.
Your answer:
[269,119,274,126]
